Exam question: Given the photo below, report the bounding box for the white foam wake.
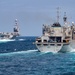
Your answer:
[70,49,75,52]
[0,39,15,43]
[0,50,38,56]
[18,39,25,41]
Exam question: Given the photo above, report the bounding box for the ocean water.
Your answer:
[0,36,75,75]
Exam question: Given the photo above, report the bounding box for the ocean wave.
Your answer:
[0,49,38,56]
[18,39,25,41]
[70,49,75,53]
[0,39,15,43]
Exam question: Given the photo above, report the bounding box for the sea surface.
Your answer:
[0,36,75,75]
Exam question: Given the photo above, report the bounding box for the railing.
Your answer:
[34,42,70,45]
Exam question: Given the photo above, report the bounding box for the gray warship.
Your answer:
[0,19,20,42]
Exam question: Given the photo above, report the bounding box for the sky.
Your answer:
[0,0,75,36]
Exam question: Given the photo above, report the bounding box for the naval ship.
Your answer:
[34,12,75,53]
[0,19,20,42]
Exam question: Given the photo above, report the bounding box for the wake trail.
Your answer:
[0,49,38,56]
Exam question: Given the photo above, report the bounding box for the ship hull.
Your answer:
[59,44,72,52]
[36,44,71,53]
[70,40,75,49]
[36,44,63,53]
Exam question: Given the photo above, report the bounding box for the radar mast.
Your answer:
[63,12,67,23]
[57,7,60,23]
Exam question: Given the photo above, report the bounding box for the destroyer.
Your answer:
[34,12,75,53]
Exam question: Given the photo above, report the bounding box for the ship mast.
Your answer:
[63,12,69,28]
[15,19,18,26]
[57,7,60,23]
[63,12,67,23]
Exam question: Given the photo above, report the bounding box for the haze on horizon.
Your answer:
[0,0,75,36]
